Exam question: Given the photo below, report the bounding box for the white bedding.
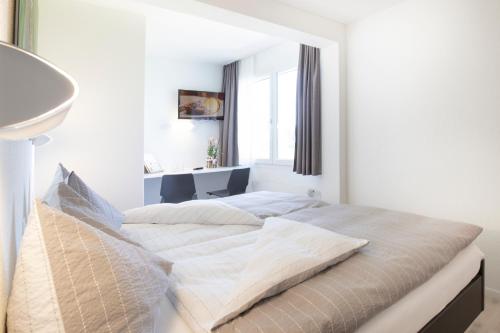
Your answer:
[124,203,367,332]
[122,202,483,333]
[122,223,258,253]
[216,191,326,219]
[143,238,482,333]
[124,200,263,226]
[163,218,366,332]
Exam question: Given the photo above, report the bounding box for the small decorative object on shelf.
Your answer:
[207,137,219,168]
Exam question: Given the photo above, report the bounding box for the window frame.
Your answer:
[254,67,297,166]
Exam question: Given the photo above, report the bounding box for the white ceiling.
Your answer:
[145,10,284,64]
[277,0,406,23]
[83,0,405,62]
[82,0,284,64]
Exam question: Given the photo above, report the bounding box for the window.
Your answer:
[246,68,297,163]
[277,69,297,160]
[250,77,271,160]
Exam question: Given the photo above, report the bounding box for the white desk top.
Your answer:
[144,165,248,180]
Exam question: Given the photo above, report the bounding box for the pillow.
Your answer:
[67,171,124,229]
[124,200,263,226]
[54,162,70,182]
[44,182,142,246]
[7,201,171,333]
[42,163,71,203]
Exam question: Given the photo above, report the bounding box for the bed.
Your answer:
[121,191,484,333]
[1,184,484,333]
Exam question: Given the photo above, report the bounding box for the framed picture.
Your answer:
[178,89,224,120]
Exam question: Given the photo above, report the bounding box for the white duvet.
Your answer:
[124,200,263,226]
[124,202,367,332]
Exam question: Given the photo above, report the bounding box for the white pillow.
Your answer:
[7,201,171,333]
[67,171,124,229]
[124,200,263,226]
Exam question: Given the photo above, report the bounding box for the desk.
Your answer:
[144,166,248,205]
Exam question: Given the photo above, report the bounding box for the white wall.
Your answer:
[347,0,500,291]
[253,42,300,77]
[248,43,342,203]
[36,0,146,210]
[144,57,222,171]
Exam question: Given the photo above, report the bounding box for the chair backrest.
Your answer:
[227,168,250,196]
[160,174,196,203]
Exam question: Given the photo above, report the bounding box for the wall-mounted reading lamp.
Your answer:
[0,42,78,140]
[0,41,78,326]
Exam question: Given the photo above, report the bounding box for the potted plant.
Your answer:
[207,137,218,168]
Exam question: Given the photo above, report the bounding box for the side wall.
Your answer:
[36,0,146,210]
[347,0,500,291]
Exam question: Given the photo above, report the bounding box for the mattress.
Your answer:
[157,244,483,333]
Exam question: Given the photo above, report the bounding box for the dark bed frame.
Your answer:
[419,260,485,333]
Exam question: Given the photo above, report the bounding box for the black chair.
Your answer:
[207,168,250,198]
[160,174,197,203]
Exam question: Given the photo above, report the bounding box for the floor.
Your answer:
[466,290,500,333]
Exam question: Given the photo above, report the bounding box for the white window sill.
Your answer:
[254,160,294,167]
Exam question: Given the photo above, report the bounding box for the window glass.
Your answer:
[250,77,271,160]
[277,69,297,160]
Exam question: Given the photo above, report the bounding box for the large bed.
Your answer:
[121,191,484,333]
[1,180,484,333]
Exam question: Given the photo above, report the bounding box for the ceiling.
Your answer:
[83,0,406,62]
[276,0,406,23]
[146,10,284,63]
[83,0,284,64]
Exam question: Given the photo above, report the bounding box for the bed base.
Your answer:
[419,259,484,333]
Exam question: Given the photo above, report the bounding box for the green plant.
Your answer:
[207,137,218,159]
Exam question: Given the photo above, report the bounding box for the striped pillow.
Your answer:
[44,182,142,247]
[55,163,70,182]
[67,171,124,230]
[7,201,171,333]
[42,163,71,203]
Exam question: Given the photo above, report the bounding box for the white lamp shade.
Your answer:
[0,42,78,140]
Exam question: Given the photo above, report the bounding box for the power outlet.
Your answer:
[307,189,321,198]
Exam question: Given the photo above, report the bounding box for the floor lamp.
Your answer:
[0,42,78,330]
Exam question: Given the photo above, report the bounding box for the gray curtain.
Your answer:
[294,44,322,175]
[15,0,38,52]
[219,61,239,167]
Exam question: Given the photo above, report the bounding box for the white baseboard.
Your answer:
[486,287,500,298]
